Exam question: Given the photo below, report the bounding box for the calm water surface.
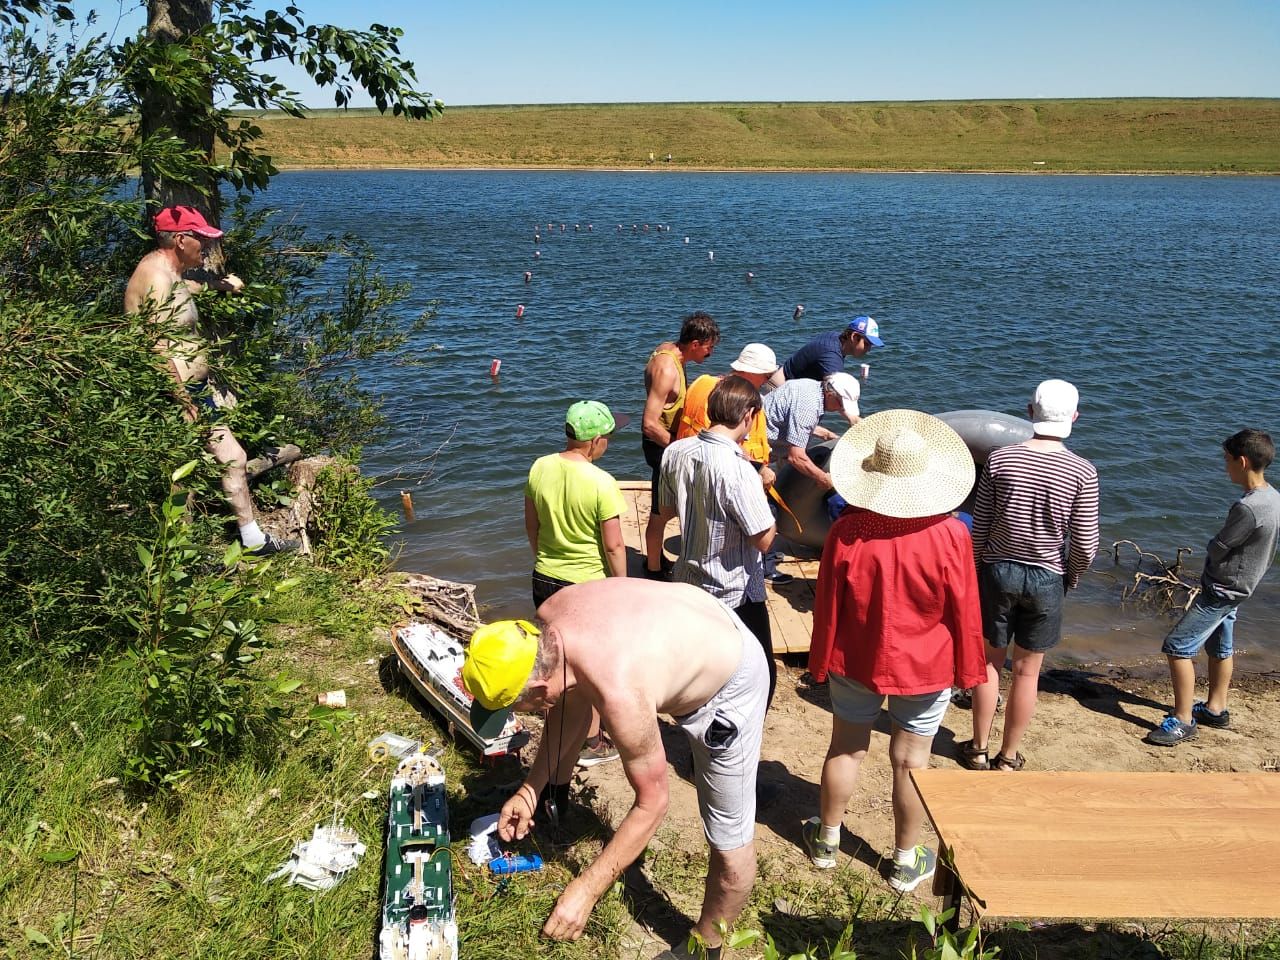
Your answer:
[261,170,1280,669]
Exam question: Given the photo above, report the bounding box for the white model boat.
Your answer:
[392,620,530,757]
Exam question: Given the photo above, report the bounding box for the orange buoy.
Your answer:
[489,358,502,378]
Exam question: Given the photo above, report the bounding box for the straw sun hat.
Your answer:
[828,409,975,519]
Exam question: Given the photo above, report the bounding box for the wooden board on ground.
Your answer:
[617,480,817,655]
[910,769,1280,920]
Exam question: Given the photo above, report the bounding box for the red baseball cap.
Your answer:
[154,205,223,239]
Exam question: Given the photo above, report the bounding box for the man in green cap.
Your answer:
[462,579,769,959]
[524,399,629,766]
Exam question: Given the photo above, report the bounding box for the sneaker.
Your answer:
[576,734,620,768]
[1192,701,1231,729]
[1146,714,1198,747]
[765,571,795,585]
[889,845,937,893]
[800,817,837,869]
[252,532,299,556]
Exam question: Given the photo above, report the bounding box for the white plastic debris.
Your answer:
[266,821,366,891]
[467,813,502,866]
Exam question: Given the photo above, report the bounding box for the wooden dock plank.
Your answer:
[618,481,816,655]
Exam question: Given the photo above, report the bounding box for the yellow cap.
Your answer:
[462,620,540,738]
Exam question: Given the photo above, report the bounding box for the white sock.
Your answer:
[819,823,840,846]
[239,520,266,548]
[894,846,916,866]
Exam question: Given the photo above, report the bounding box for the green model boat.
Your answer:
[378,751,458,960]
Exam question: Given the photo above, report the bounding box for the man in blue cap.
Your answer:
[769,315,884,387]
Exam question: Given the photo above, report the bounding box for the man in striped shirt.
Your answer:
[961,379,1100,771]
[657,376,779,704]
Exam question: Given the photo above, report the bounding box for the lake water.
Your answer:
[261,169,1280,671]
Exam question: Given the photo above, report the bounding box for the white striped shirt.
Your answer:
[971,443,1100,589]
[658,431,774,605]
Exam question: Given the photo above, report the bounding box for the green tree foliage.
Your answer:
[0,0,437,785]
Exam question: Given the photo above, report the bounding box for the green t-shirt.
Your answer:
[525,453,626,583]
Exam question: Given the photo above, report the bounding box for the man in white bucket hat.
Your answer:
[801,410,986,892]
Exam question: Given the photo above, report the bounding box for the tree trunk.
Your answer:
[142,1,224,268]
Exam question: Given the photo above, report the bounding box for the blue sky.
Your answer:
[115,0,1280,106]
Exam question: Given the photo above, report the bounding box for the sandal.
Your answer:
[991,752,1026,771]
[957,739,990,771]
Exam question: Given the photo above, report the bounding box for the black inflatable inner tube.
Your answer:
[771,409,1033,550]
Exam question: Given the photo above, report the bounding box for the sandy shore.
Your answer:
[578,658,1279,956]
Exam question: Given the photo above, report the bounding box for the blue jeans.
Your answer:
[1162,589,1239,660]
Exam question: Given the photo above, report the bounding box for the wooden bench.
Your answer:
[910,769,1280,922]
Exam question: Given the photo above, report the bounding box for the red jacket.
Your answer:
[809,509,985,695]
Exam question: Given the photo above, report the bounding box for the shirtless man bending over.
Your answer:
[124,205,296,554]
[463,578,767,959]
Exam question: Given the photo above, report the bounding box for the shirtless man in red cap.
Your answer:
[463,578,767,959]
[125,205,295,554]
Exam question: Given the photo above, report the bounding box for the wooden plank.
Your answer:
[618,481,816,654]
[911,770,1280,920]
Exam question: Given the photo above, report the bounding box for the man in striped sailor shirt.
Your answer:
[961,379,1100,772]
[657,376,779,704]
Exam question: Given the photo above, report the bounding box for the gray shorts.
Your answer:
[828,672,951,738]
[673,605,769,851]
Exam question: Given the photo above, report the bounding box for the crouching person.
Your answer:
[463,579,768,959]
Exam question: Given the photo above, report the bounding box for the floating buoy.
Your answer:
[560,223,565,232]
[515,304,525,318]
[746,271,754,281]
[533,250,541,259]
[861,363,870,381]
[708,250,714,261]
[684,237,690,244]
[587,224,593,231]
[523,271,532,283]
[574,224,580,231]
[534,233,540,243]
[489,358,502,378]
[400,490,415,522]
[793,305,805,320]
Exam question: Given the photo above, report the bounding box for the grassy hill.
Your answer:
[246,98,1280,173]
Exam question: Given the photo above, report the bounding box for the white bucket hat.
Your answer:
[730,342,777,375]
[829,409,976,518]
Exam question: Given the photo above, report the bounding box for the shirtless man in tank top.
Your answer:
[641,311,719,578]
[463,579,767,959]
[124,205,295,554]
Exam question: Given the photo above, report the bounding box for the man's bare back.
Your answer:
[539,578,741,718]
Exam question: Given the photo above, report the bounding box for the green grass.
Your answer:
[3,564,1279,959]
[241,98,1280,173]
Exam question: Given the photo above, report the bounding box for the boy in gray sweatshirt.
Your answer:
[1148,428,1280,746]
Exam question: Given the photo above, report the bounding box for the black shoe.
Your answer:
[252,533,299,556]
[765,571,794,585]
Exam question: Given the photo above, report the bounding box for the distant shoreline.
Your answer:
[272,163,1278,176]
[248,98,1280,175]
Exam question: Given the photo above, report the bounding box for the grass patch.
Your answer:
[238,98,1280,173]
